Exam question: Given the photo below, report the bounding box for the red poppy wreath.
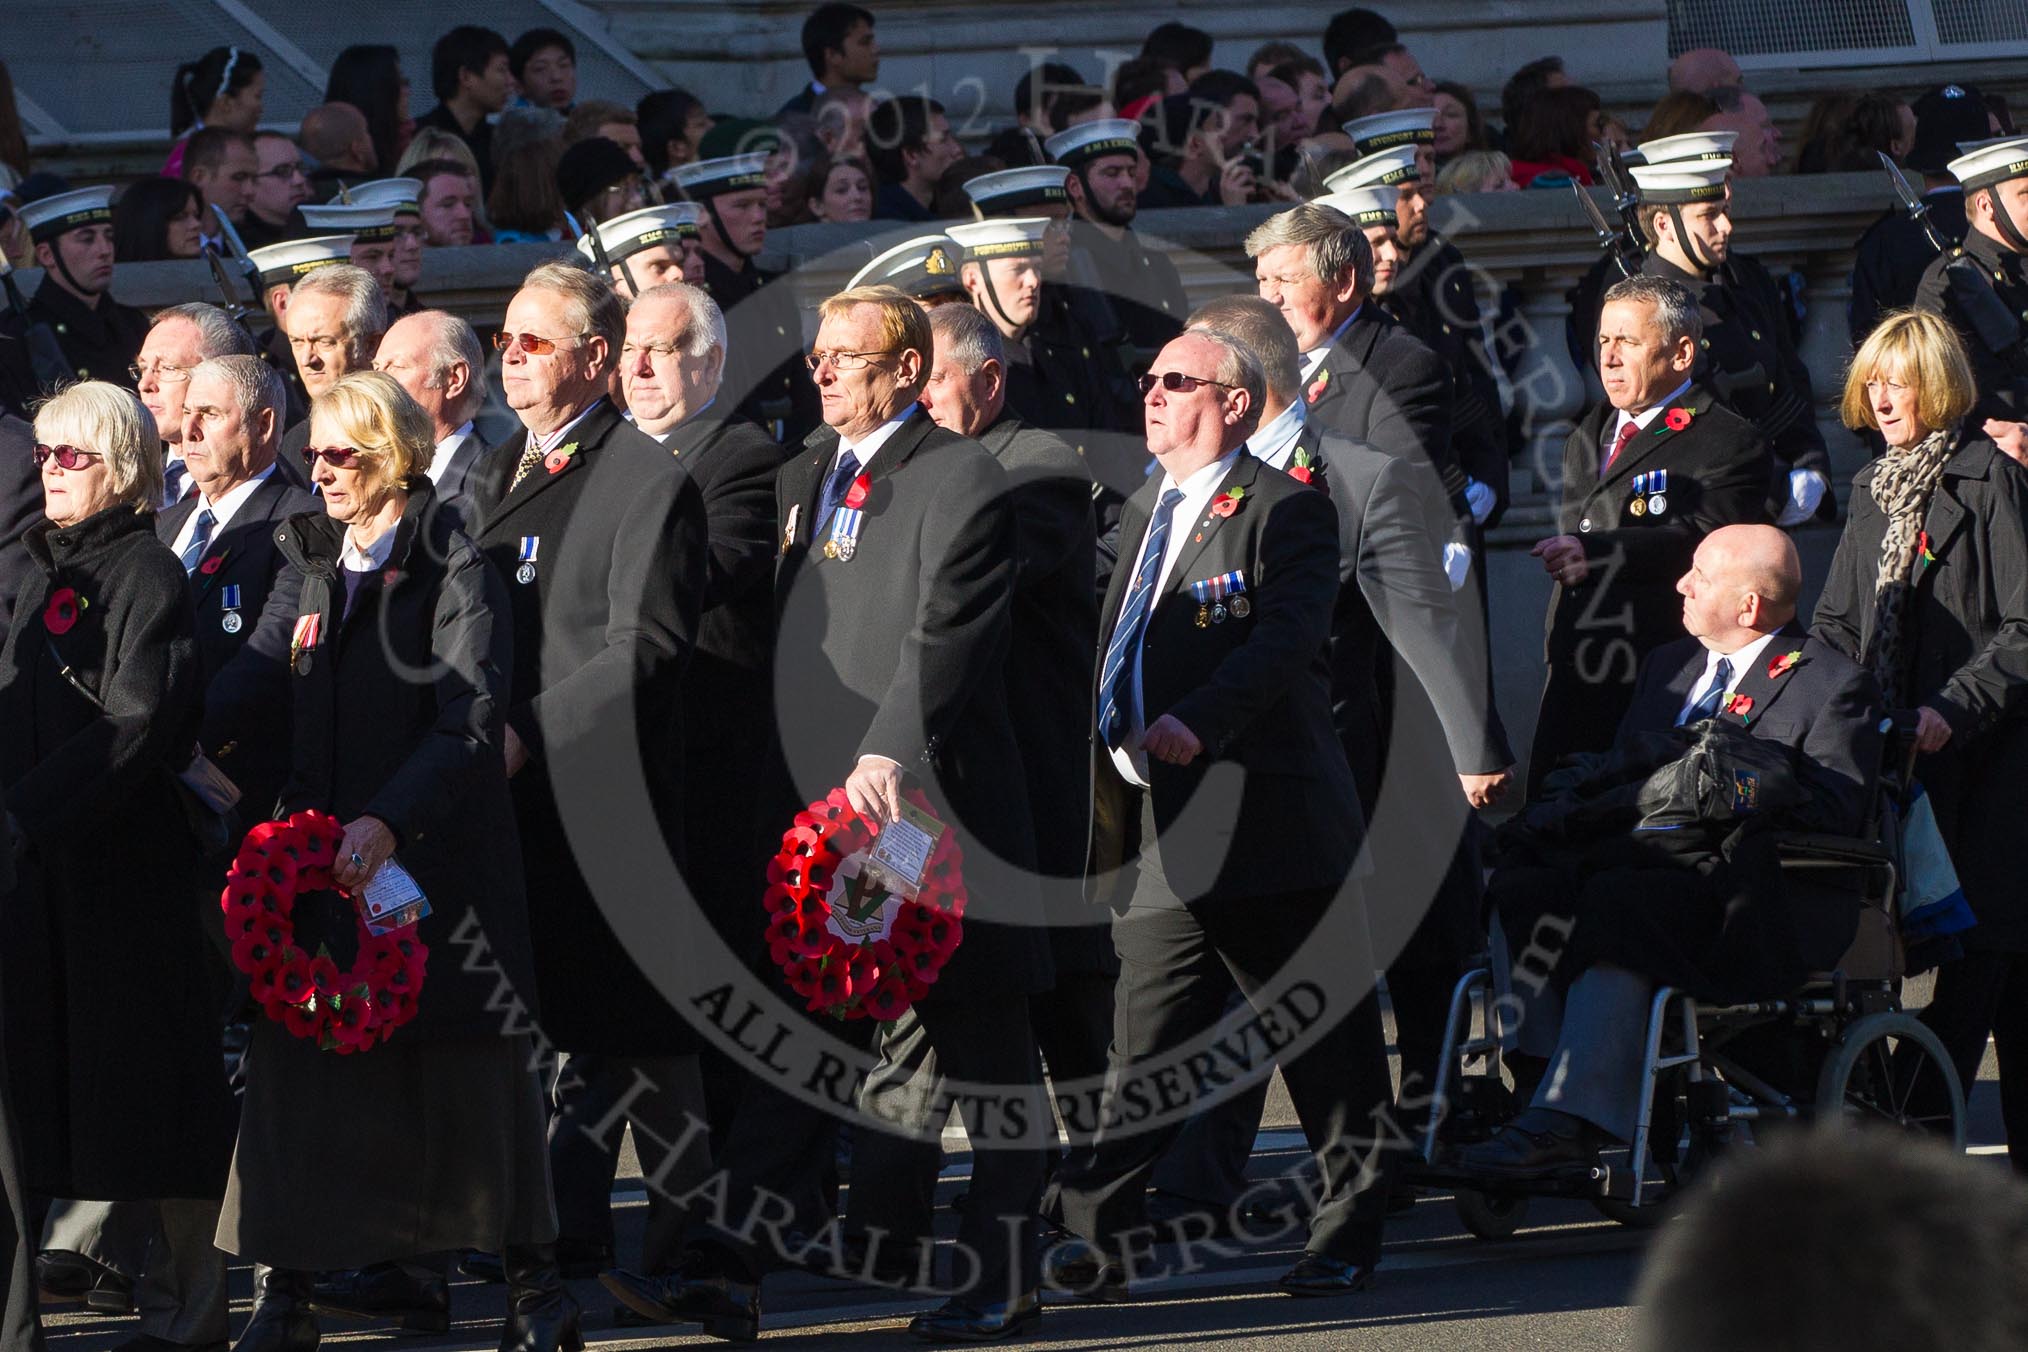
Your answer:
[762,788,967,1020]
[220,811,427,1054]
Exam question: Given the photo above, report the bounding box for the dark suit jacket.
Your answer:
[1916,227,2028,427]
[975,412,1107,975]
[701,253,820,445]
[655,410,790,957]
[429,426,487,531]
[1528,383,1771,794]
[1304,306,1465,514]
[1385,234,1508,525]
[274,421,316,494]
[1620,626,1881,837]
[776,407,1049,1000]
[470,400,710,1053]
[25,282,147,389]
[157,471,318,819]
[1090,450,1361,907]
[0,416,41,644]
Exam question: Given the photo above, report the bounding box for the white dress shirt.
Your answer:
[169,464,275,559]
[524,400,604,459]
[830,405,916,480]
[1299,306,1362,383]
[1677,631,1779,725]
[1249,399,1306,471]
[1109,448,1243,788]
[1607,376,1695,462]
[426,421,476,485]
[338,521,399,574]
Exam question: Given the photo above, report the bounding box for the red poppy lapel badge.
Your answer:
[1210,486,1246,518]
[1918,530,1938,569]
[542,441,580,475]
[1304,369,1330,405]
[843,473,872,510]
[1724,691,1754,720]
[1767,648,1802,681]
[1288,446,1316,485]
[1662,407,1694,433]
[43,587,84,636]
[199,552,226,576]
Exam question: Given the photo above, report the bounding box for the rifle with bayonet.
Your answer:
[1574,141,1643,278]
[205,205,264,347]
[582,219,639,299]
[1879,150,2027,370]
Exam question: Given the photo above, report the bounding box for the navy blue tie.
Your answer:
[816,448,863,533]
[1681,656,1733,725]
[1099,488,1186,750]
[180,507,215,575]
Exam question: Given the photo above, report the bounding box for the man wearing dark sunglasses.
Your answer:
[467,263,707,1311]
[1048,327,1400,1303]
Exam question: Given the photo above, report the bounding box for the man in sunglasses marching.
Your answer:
[1044,328,1401,1303]
[459,262,706,1342]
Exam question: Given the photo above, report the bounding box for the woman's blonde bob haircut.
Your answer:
[306,370,433,501]
[33,381,163,511]
[1840,309,1976,436]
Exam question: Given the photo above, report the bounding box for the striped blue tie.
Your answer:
[180,508,215,575]
[1680,656,1733,725]
[1099,488,1186,750]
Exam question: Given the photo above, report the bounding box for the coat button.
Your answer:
[1579,519,1593,532]
[1750,330,1761,340]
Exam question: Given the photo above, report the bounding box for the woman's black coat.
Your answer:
[229,485,541,1038]
[0,504,234,1200]
[1812,430,2028,951]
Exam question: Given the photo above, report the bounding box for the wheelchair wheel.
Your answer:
[1815,1012,1967,1150]
[1454,1187,1530,1239]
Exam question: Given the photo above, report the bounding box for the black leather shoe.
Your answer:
[908,1292,1042,1342]
[37,1248,135,1313]
[310,1261,450,1332]
[1039,1239,1127,1304]
[232,1267,320,1352]
[498,1244,584,1352]
[1278,1253,1375,1297]
[1454,1107,1604,1179]
[600,1264,760,1342]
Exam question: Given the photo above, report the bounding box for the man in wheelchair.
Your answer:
[1458,525,1884,1180]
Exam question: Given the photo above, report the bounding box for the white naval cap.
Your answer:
[669,153,770,199]
[575,202,702,267]
[17,186,115,243]
[847,234,965,295]
[1328,145,1421,190]
[300,203,398,242]
[340,178,423,216]
[1949,135,2028,191]
[1045,118,1141,169]
[1628,157,1732,204]
[961,165,1071,216]
[946,217,1051,261]
[1341,107,1436,158]
[1636,130,1738,166]
[247,235,356,289]
[1315,186,1399,229]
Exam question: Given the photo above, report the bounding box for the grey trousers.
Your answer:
[1525,965,1657,1143]
[45,1199,227,1345]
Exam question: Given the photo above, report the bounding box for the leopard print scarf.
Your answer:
[1862,428,1953,704]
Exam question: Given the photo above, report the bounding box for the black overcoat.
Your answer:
[1303,306,1466,514]
[775,408,1050,1000]
[1811,429,2028,951]
[0,505,234,1200]
[1528,384,1771,794]
[470,401,709,1053]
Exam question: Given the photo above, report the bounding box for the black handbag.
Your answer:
[44,637,241,857]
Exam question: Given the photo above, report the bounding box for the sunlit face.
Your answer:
[1864,364,1928,450]
[1431,90,1470,157]
[1596,297,1694,413]
[608,243,688,301]
[919,331,1000,438]
[809,302,918,439]
[390,219,424,288]
[1254,242,1355,351]
[286,290,365,399]
[620,293,723,434]
[38,225,116,295]
[180,366,272,496]
[1076,154,1139,227]
[1383,47,1435,106]
[373,314,462,431]
[39,439,116,527]
[136,318,206,443]
[1144,333,1246,461]
[811,163,873,223]
[194,140,258,221]
[418,172,477,247]
[1676,535,1749,644]
[1661,195,1733,268]
[1395,180,1431,247]
[305,411,392,525]
[499,286,605,419]
[1364,226,1403,294]
[701,187,768,258]
[963,257,1042,333]
[350,239,399,296]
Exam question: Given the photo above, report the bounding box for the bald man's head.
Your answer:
[1677,524,1801,650]
[1669,48,1742,95]
[301,103,376,172]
